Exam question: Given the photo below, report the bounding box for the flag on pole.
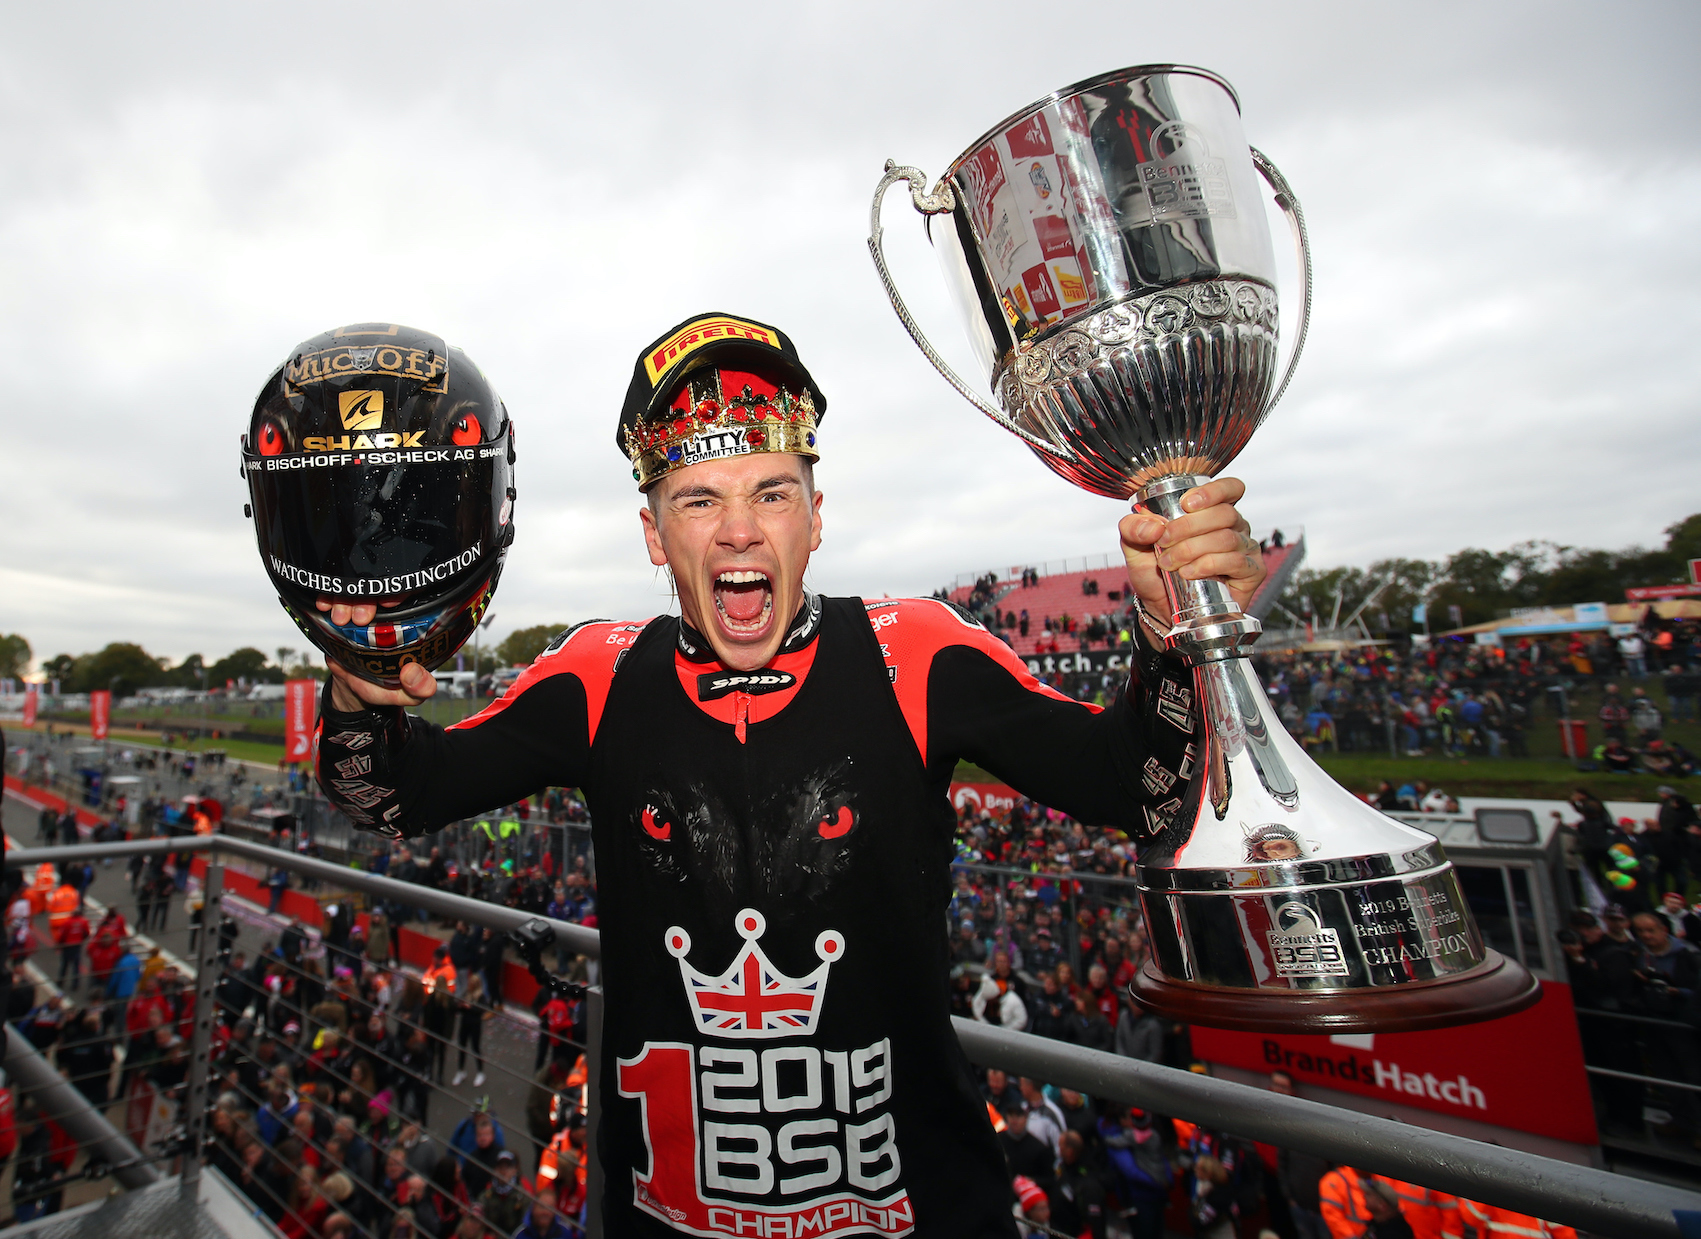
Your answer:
[90,690,111,740]
[284,679,317,764]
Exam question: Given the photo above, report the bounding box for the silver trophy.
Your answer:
[871,65,1537,1030]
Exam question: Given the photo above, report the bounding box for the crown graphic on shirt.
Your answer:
[665,908,844,1040]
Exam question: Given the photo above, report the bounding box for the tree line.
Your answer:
[6,629,545,698]
[13,512,1695,691]
[1275,513,1701,633]
[15,641,328,699]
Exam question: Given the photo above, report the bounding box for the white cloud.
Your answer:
[1,1,1698,666]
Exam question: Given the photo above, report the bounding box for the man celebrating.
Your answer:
[313,312,1265,1236]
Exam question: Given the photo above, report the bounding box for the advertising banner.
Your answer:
[89,690,110,741]
[1191,981,1593,1144]
[1625,583,1701,601]
[22,686,37,728]
[950,781,1020,817]
[1017,647,1137,680]
[284,679,317,764]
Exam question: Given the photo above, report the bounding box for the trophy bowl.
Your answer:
[870,64,1539,1032]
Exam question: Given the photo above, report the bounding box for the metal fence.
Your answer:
[3,833,601,1237]
[7,835,1701,1238]
[8,731,596,881]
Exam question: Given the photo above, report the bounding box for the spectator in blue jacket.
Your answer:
[512,1183,580,1239]
[106,939,141,1028]
[1097,1106,1172,1239]
[256,1081,300,1146]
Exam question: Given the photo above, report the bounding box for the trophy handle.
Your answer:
[868,160,1075,459]
[1249,148,1312,413]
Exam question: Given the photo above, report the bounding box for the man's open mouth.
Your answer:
[713,570,773,636]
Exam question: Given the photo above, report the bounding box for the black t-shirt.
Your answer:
[317,595,1197,1237]
[998,1128,1057,1195]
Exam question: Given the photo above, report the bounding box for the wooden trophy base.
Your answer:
[1130,950,1542,1034]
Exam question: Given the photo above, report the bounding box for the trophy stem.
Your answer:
[1195,658,1302,820]
[1134,474,1261,664]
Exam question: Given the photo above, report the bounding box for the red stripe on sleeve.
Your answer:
[873,598,1099,767]
[447,619,654,745]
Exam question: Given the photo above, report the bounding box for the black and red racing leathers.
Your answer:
[316,593,1201,1238]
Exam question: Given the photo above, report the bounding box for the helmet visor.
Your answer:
[246,447,505,602]
[308,603,460,652]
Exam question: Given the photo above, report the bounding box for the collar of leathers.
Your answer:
[676,590,822,664]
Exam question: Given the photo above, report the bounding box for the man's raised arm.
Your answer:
[907,480,1266,834]
[314,620,630,838]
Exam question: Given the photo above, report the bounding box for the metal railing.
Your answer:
[8,836,1701,1238]
[9,735,593,881]
[3,1021,161,1191]
[2,833,601,1237]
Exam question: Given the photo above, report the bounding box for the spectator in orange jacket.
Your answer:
[1458,1199,1577,1239]
[45,880,78,938]
[1378,1179,1458,1239]
[1321,1165,1415,1238]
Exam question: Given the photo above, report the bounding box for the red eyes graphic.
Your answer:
[818,806,854,839]
[451,415,482,446]
[641,804,853,842]
[257,421,285,456]
[641,807,671,841]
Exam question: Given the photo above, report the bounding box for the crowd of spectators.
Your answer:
[941,567,1701,760]
[17,618,1694,1236]
[1247,614,1701,769]
[6,881,594,1236]
[937,567,1137,654]
[3,786,601,1237]
[193,923,592,1239]
[968,1060,1495,1238]
[943,796,1582,1237]
[1561,885,1701,1150]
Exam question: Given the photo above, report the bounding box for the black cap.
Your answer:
[617,310,827,458]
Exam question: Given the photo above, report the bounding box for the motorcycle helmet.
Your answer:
[242,323,515,687]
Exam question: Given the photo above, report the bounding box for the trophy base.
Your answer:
[1130,950,1541,1034]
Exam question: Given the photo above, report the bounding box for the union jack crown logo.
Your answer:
[665,908,844,1040]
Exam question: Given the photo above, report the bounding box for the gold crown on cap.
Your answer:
[625,371,819,491]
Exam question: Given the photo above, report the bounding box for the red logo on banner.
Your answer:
[1032,214,1075,261]
[22,686,37,728]
[90,690,111,741]
[1005,114,1054,158]
[284,679,316,763]
[960,142,1009,236]
[1022,264,1060,319]
[1626,583,1701,601]
[1191,981,1594,1144]
[950,781,1017,816]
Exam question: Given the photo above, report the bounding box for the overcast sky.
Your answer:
[2,1,1697,669]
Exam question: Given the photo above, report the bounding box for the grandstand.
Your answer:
[944,531,1305,658]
